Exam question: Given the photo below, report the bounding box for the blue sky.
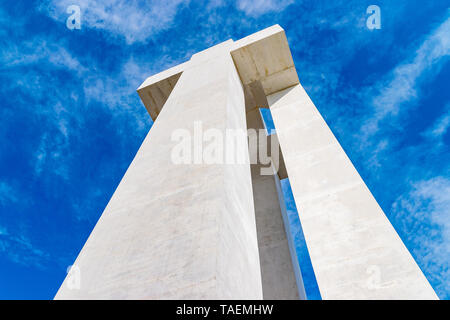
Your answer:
[0,0,448,299]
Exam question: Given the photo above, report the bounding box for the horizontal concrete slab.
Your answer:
[137,25,299,120]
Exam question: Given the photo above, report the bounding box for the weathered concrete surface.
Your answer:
[231,25,298,96]
[267,84,438,300]
[55,41,262,299]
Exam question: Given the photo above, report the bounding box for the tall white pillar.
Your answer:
[55,41,263,299]
[267,84,438,299]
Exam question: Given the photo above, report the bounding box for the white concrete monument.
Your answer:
[55,25,438,300]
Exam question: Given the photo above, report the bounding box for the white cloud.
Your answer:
[0,225,50,268]
[394,177,450,240]
[0,181,18,205]
[0,28,155,179]
[236,0,294,17]
[424,104,450,140]
[0,39,86,75]
[392,176,450,298]
[360,15,450,139]
[42,0,188,44]
[0,37,80,179]
[34,128,71,179]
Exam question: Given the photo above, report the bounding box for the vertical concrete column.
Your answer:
[55,41,263,299]
[246,108,300,299]
[267,84,438,299]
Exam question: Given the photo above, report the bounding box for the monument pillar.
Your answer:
[55,40,263,299]
[267,84,438,299]
[55,25,438,300]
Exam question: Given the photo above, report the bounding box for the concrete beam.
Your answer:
[231,24,299,96]
[137,25,299,120]
[137,62,186,121]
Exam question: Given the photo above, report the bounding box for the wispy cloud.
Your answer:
[0,180,45,268]
[392,176,450,298]
[42,0,188,44]
[0,27,153,179]
[236,0,294,17]
[0,181,18,205]
[0,225,50,269]
[34,128,71,179]
[0,40,86,74]
[423,104,450,142]
[360,14,450,141]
